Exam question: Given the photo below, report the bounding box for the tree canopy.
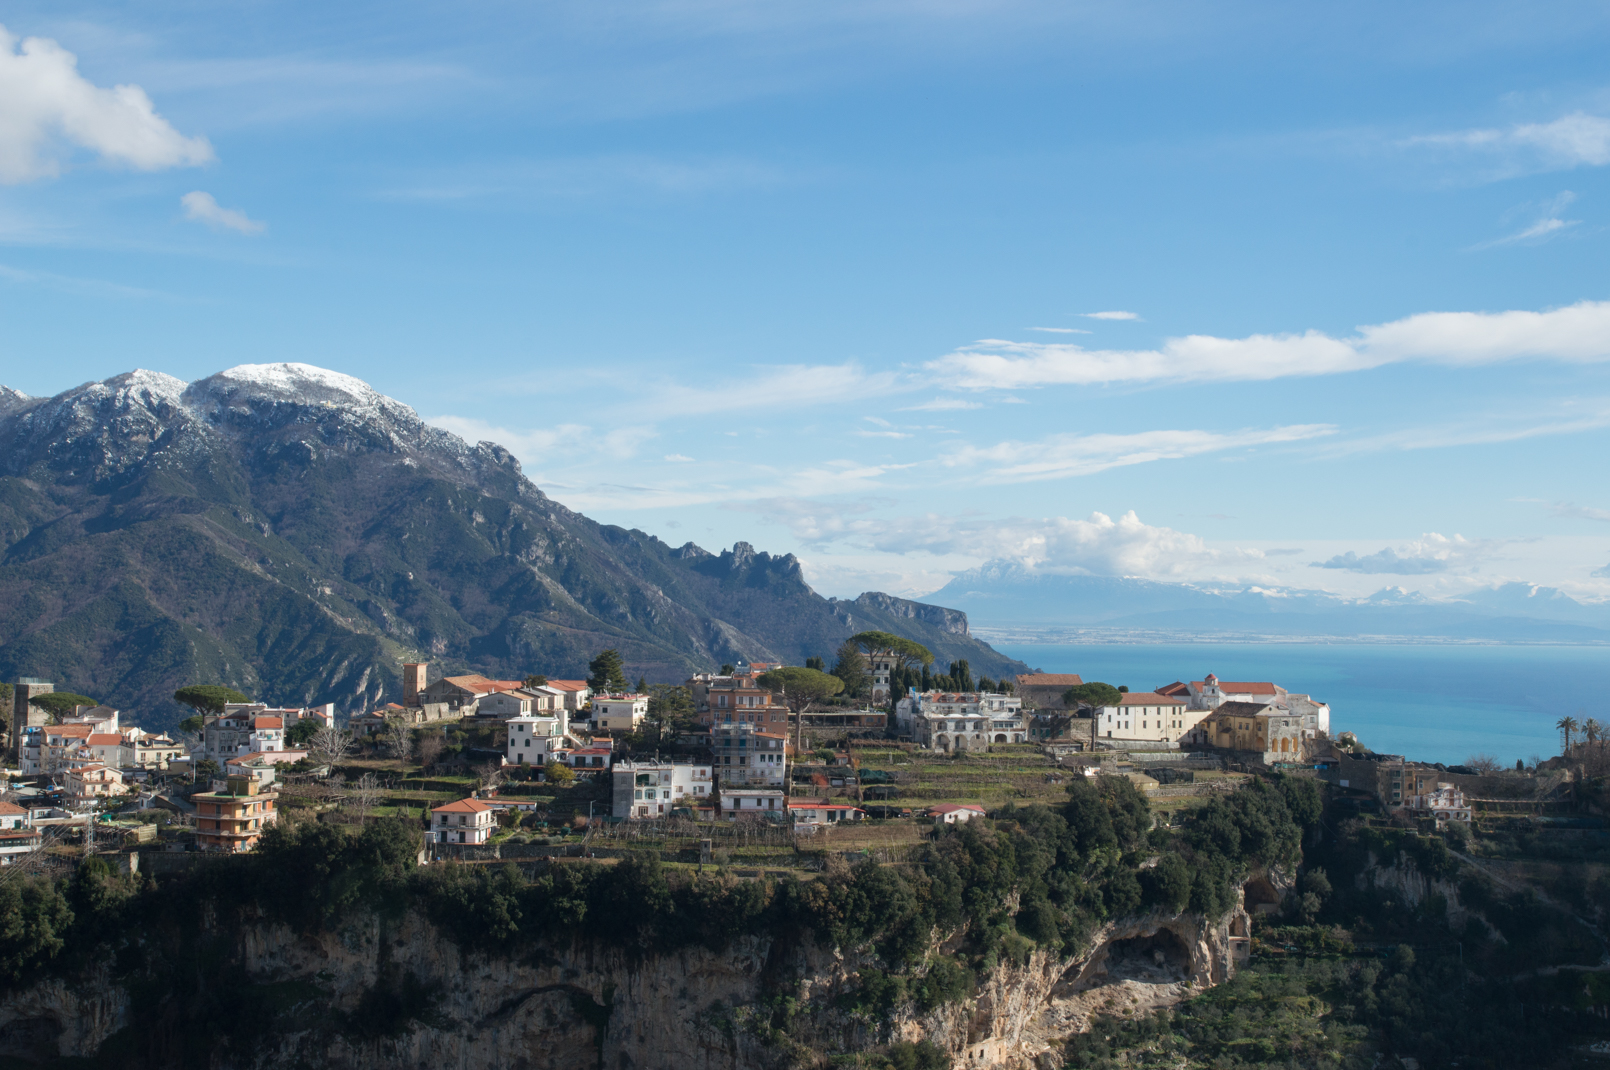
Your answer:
[758,667,845,708]
[28,693,98,721]
[1062,682,1123,709]
[286,719,321,747]
[845,630,934,668]
[587,649,628,693]
[173,685,251,714]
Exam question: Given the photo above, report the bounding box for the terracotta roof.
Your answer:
[432,797,494,814]
[1218,681,1278,695]
[48,725,93,738]
[0,830,41,841]
[1117,692,1187,706]
[0,801,26,815]
[253,717,284,729]
[929,803,986,814]
[86,734,124,746]
[1015,674,1085,687]
[441,675,522,694]
[545,680,590,692]
[1155,682,1190,697]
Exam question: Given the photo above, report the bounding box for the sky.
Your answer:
[2,0,1610,608]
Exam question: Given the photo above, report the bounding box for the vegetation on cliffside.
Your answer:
[0,775,1317,1068]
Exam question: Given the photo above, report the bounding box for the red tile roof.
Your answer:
[441,675,522,695]
[1218,681,1278,695]
[1155,682,1190,697]
[1015,673,1085,687]
[545,680,590,692]
[1118,692,1187,706]
[48,725,93,738]
[432,797,494,814]
[253,717,284,729]
[0,801,26,815]
[86,734,124,746]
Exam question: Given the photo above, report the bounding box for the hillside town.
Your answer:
[0,632,1522,868]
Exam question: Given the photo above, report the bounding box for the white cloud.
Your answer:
[1027,326,1091,334]
[1312,533,1485,575]
[180,191,264,235]
[1083,311,1139,320]
[855,429,911,439]
[664,453,694,462]
[1412,112,1610,172]
[0,25,213,183]
[928,300,1610,389]
[942,424,1335,483]
[747,502,1253,578]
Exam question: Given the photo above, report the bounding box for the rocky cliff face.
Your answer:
[0,900,1247,1070]
[0,363,1025,730]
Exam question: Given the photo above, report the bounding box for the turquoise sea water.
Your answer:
[992,642,1610,767]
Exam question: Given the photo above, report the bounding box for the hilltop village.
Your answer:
[2,628,1500,862]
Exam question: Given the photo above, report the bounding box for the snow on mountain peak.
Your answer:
[201,363,384,405]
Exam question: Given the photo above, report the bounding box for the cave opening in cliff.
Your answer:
[1100,928,1192,985]
[1245,876,1281,915]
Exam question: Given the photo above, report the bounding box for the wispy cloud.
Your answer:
[1469,191,1580,250]
[1028,326,1091,334]
[1408,112,1610,176]
[180,192,265,235]
[1555,501,1610,522]
[0,262,168,300]
[663,453,694,462]
[1083,311,1140,320]
[0,24,213,183]
[381,154,786,203]
[899,397,982,411]
[928,300,1610,389]
[942,424,1334,483]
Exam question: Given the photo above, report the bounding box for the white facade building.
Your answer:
[899,691,1025,752]
[431,797,495,844]
[1407,782,1472,825]
[612,760,713,819]
[591,694,648,733]
[505,714,566,766]
[1094,692,1208,744]
[721,788,787,819]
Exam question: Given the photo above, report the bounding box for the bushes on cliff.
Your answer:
[0,876,74,985]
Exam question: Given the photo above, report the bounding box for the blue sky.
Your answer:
[2,0,1610,605]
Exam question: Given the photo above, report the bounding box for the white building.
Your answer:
[787,800,866,826]
[612,760,713,819]
[431,797,495,844]
[591,694,648,733]
[1407,782,1472,825]
[930,803,986,824]
[710,723,788,787]
[720,788,787,820]
[1094,692,1208,744]
[899,691,1026,752]
[505,714,567,766]
[0,801,41,864]
[554,745,614,773]
[867,649,897,704]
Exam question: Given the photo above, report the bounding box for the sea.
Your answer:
[991,641,1610,767]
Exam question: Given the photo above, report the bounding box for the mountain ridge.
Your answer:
[0,364,1024,731]
[931,562,1610,641]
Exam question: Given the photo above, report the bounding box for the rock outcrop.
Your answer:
[0,896,1249,1070]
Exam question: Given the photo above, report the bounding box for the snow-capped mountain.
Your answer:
[0,364,1024,729]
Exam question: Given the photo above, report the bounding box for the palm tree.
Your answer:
[1586,718,1603,749]
[1558,715,1580,756]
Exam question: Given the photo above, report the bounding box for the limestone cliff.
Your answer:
[0,901,1249,1069]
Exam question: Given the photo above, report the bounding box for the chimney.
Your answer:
[403,662,427,707]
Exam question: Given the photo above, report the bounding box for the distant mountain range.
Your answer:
[0,365,1023,731]
[930,564,1610,643]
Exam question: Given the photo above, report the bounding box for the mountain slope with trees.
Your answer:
[0,365,1023,732]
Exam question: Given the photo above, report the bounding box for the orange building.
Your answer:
[194,775,278,852]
